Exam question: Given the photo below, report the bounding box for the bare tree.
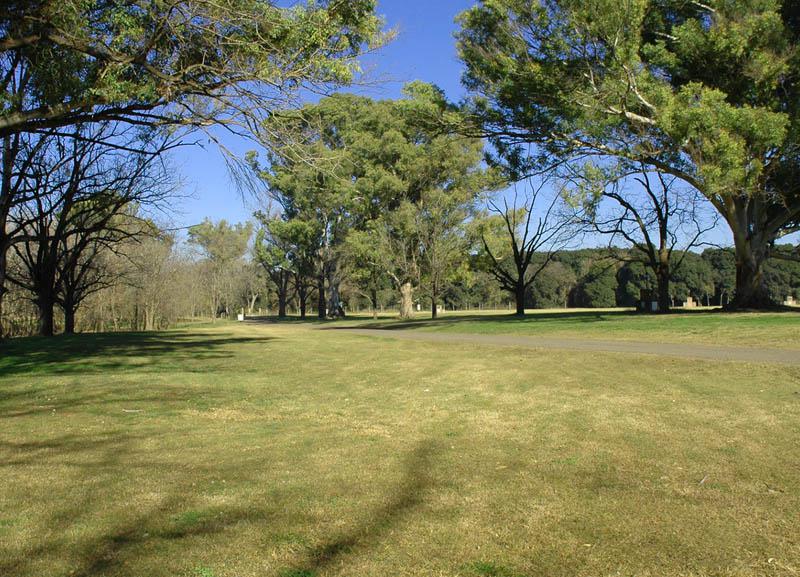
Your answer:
[566,162,718,312]
[7,124,178,335]
[478,178,579,316]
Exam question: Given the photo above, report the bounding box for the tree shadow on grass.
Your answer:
[0,425,285,577]
[0,330,278,377]
[279,440,439,576]
[0,482,278,577]
[0,437,441,577]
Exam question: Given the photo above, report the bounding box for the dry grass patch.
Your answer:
[0,322,798,577]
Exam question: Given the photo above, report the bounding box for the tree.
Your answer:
[54,213,131,334]
[702,248,737,306]
[0,1,384,334]
[670,252,715,305]
[416,187,475,319]
[567,163,717,312]
[456,0,800,308]
[254,216,295,319]
[575,261,618,308]
[0,129,54,336]
[764,245,800,302]
[124,232,182,331]
[7,124,175,335]
[187,219,253,319]
[341,225,390,320]
[0,1,385,137]
[476,179,577,316]
[530,260,577,309]
[257,83,491,320]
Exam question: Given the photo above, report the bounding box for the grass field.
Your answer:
[1,315,799,577]
[355,308,800,350]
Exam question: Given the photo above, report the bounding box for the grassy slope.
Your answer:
[354,309,800,350]
[1,322,799,577]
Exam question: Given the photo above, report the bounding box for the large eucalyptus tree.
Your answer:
[457,0,800,308]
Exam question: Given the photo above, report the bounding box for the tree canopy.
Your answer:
[456,0,800,308]
[0,0,386,136]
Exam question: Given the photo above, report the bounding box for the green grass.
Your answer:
[354,308,800,349]
[1,321,799,576]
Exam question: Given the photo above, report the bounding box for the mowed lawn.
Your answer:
[358,308,800,350]
[1,319,799,577]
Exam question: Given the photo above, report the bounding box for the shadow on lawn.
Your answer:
[0,438,441,577]
[280,440,440,577]
[0,330,277,377]
[0,428,277,577]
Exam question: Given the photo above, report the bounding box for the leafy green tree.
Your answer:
[702,248,737,306]
[0,0,385,137]
[342,225,390,319]
[456,0,800,308]
[253,218,294,319]
[670,252,715,304]
[574,262,618,308]
[416,165,486,319]
[188,218,252,319]
[764,245,800,302]
[530,260,577,309]
[258,84,490,320]
[616,260,655,307]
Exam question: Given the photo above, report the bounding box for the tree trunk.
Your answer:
[726,201,774,309]
[317,271,326,319]
[278,279,287,319]
[731,239,772,309]
[327,261,343,318]
[63,300,76,334]
[298,281,308,319]
[0,245,6,339]
[514,283,525,317]
[370,287,378,320]
[399,282,414,320]
[655,257,671,314]
[36,293,55,337]
[328,283,343,318]
[144,304,156,331]
[430,283,438,319]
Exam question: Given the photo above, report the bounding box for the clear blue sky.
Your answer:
[170,0,475,230]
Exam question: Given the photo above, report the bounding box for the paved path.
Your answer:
[341,329,800,365]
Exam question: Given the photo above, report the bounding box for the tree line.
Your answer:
[7,209,797,336]
[0,0,385,337]
[3,1,800,337]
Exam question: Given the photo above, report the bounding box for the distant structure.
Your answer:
[638,289,659,312]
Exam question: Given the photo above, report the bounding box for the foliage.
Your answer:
[188,219,253,318]
[0,0,386,136]
[456,0,800,307]
[256,84,491,319]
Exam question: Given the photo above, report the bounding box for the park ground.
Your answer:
[1,309,799,577]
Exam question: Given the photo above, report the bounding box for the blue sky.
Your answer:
[170,0,475,230]
[166,1,795,248]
